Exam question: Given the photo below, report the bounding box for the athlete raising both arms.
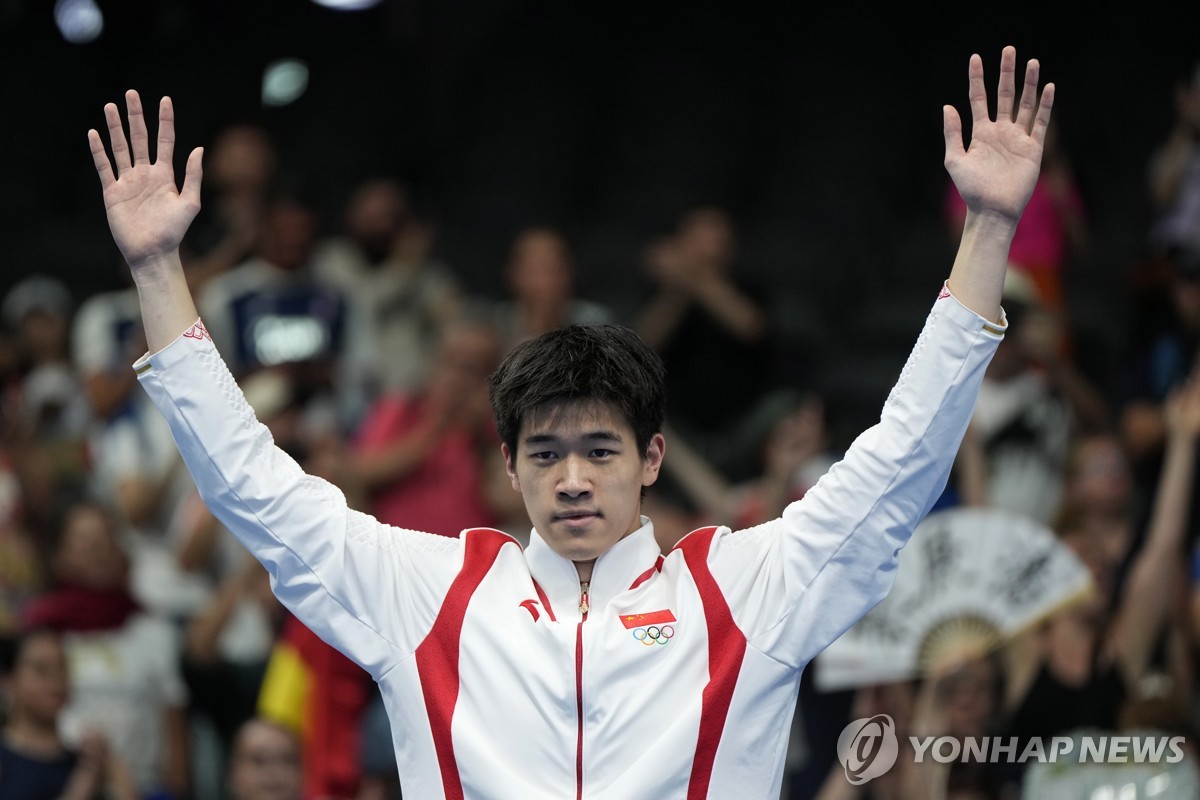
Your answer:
[89,46,1051,799]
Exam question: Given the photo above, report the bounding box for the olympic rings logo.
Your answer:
[632,625,674,646]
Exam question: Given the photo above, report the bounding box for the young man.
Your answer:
[88,46,1053,799]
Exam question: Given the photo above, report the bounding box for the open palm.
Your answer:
[943,47,1055,223]
[88,90,203,269]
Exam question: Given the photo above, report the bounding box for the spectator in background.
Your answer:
[969,272,1074,525]
[1148,60,1200,259]
[71,269,182,524]
[21,497,189,800]
[343,314,510,538]
[1001,372,1200,764]
[0,448,42,640]
[491,226,614,352]
[181,122,278,295]
[182,552,282,797]
[0,275,91,530]
[632,206,777,474]
[313,176,466,395]
[225,717,303,800]
[199,186,375,432]
[0,626,138,800]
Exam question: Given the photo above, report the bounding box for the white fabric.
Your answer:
[59,613,188,795]
[135,289,1003,799]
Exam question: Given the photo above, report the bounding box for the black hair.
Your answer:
[489,324,666,461]
[0,626,62,678]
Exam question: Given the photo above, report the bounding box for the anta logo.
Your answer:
[620,609,677,647]
[519,599,541,622]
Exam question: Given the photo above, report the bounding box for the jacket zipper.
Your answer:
[575,580,589,800]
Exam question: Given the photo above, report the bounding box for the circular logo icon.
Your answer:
[631,625,674,646]
[836,714,898,785]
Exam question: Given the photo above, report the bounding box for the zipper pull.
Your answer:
[579,581,590,617]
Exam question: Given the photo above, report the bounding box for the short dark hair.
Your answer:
[489,324,666,460]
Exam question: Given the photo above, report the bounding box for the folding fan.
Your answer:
[814,506,1094,692]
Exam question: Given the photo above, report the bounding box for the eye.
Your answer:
[530,451,557,461]
[589,448,614,458]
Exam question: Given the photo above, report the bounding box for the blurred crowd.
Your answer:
[2,60,1200,800]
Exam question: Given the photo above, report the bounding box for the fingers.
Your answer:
[126,89,150,164]
[942,104,965,162]
[181,146,205,210]
[995,45,1018,123]
[1014,57,1041,131]
[967,53,989,126]
[156,96,175,166]
[1030,83,1055,146]
[103,101,131,175]
[87,128,115,190]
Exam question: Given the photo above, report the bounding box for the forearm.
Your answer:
[1149,133,1194,208]
[634,290,689,350]
[163,706,190,799]
[945,210,1019,324]
[353,422,443,490]
[130,253,200,354]
[1114,431,1197,676]
[688,278,766,341]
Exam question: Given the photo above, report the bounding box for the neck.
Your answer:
[4,717,64,756]
[575,559,595,584]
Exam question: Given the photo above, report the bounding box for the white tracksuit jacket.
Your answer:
[134,285,1004,799]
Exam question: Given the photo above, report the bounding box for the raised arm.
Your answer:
[1108,372,1200,683]
[943,46,1054,320]
[88,93,469,677]
[701,47,1055,667]
[88,91,203,351]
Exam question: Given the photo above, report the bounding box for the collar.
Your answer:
[524,516,661,621]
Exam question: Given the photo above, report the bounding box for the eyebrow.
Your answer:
[522,430,624,445]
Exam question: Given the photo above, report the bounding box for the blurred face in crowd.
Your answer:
[53,503,128,591]
[259,200,317,271]
[426,321,502,408]
[4,630,70,728]
[346,179,407,264]
[1064,434,1133,516]
[508,229,574,310]
[209,125,277,195]
[227,719,303,800]
[936,657,999,739]
[675,207,734,270]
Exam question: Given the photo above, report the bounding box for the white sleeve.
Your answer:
[135,321,465,678]
[706,286,1006,668]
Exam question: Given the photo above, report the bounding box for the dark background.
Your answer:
[2,0,1196,444]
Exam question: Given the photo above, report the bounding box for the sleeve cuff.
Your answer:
[935,281,1008,338]
[132,319,213,376]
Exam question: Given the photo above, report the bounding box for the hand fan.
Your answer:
[814,506,1094,692]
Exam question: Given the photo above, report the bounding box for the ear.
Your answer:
[641,432,666,487]
[500,443,521,492]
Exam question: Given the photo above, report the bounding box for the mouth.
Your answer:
[554,510,601,529]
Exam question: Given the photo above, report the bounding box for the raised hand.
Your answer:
[88,90,203,271]
[943,46,1055,224]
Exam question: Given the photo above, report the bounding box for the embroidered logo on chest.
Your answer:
[620,609,677,646]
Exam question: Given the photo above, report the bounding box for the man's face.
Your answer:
[502,400,664,577]
[227,720,303,800]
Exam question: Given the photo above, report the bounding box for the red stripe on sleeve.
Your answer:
[414,528,511,800]
[673,526,747,800]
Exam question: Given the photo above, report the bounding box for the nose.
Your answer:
[556,454,593,500]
